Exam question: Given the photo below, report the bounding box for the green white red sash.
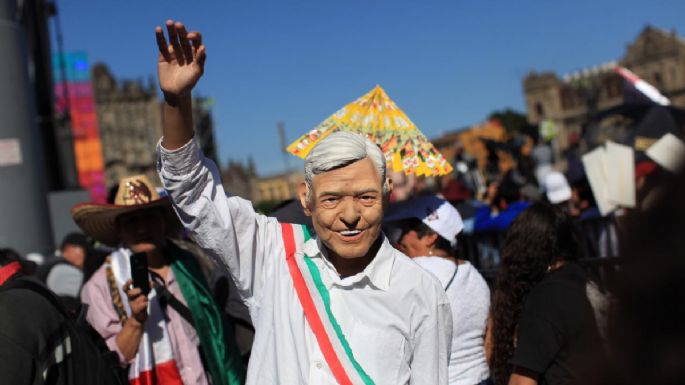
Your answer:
[281,223,375,385]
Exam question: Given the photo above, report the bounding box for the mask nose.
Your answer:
[339,201,361,229]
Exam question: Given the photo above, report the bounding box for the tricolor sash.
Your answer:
[281,223,375,385]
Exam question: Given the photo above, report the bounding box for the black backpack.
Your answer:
[2,278,127,385]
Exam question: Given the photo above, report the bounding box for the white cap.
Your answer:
[543,171,572,204]
[384,195,464,246]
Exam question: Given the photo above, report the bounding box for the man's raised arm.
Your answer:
[156,20,204,149]
[155,20,280,312]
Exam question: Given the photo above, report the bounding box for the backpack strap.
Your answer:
[2,277,68,317]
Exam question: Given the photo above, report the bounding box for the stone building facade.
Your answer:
[523,26,685,149]
[92,64,162,189]
[256,169,305,203]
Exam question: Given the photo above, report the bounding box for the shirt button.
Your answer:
[315,362,323,369]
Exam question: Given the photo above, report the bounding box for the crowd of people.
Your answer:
[1,19,684,385]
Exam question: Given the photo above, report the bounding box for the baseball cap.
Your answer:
[384,195,464,246]
[543,171,572,204]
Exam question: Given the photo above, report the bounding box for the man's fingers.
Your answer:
[166,20,185,65]
[176,23,194,64]
[188,31,203,47]
[196,45,206,69]
[155,26,171,62]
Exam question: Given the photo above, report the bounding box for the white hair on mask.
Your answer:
[304,131,388,200]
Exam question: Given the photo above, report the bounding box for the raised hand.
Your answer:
[156,20,206,102]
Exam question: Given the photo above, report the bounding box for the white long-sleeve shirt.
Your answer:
[157,138,452,385]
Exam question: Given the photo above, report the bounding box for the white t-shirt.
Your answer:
[413,257,491,385]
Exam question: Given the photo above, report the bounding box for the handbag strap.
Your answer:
[150,271,196,328]
[444,263,458,291]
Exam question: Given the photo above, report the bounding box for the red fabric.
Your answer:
[0,261,22,285]
[281,223,354,385]
[441,179,472,202]
[129,360,184,385]
[635,161,657,178]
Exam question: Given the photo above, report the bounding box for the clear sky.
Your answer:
[52,0,684,175]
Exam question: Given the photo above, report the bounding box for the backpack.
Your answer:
[1,278,127,385]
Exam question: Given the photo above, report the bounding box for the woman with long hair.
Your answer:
[489,202,602,385]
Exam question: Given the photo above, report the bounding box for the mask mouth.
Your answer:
[337,229,366,241]
[339,229,362,236]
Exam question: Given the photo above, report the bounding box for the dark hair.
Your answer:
[0,248,21,267]
[60,232,90,252]
[490,203,579,385]
[495,178,521,206]
[400,218,454,255]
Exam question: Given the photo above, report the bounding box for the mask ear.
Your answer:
[383,177,393,207]
[298,182,312,217]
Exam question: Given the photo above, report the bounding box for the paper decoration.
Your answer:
[287,85,453,176]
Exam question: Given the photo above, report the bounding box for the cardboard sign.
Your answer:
[0,139,22,167]
[582,147,617,216]
[605,141,635,208]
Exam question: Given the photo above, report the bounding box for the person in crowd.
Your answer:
[74,174,245,385]
[154,19,452,385]
[386,195,491,385]
[489,203,606,385]
[531,136,554,186]
[542,171,572,208]
[0,248,72,383]
[37,232,90,312]
[474,178,529,233]
[596,160,685,385]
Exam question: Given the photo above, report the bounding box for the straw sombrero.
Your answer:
[71,175,181,247]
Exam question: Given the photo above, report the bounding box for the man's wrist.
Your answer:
[163,91,191,107]
[125,317,146,330]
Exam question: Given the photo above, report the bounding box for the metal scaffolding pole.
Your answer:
[0,0,54,255]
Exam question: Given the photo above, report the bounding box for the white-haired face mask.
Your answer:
[299,157,388,260]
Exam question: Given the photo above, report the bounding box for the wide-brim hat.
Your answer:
[71,175,181,247]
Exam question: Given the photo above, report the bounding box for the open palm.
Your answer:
[156,20,206,98]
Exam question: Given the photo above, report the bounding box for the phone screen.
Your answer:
[129,252,150,295]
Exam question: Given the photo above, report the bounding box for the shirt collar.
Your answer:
[303,234,395,292]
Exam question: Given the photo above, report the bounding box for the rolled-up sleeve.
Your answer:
[157,138,281,314]
[81,267,131,366]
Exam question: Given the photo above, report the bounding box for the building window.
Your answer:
[535,102,545,118]
[654,72,663,89]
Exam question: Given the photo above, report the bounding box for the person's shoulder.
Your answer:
[80,259,110,295]
[392,252,448,302]
[524,263,589,309]
[458,261,490,290]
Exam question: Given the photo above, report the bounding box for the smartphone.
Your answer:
[129,252,150,295]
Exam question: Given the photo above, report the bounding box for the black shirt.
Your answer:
[511,262,604,385]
